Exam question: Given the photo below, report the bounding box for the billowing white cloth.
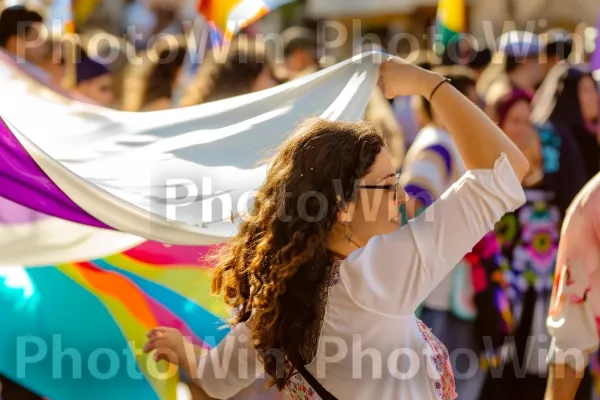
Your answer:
[0,51,381,261]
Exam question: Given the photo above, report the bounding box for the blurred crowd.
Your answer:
[0,1,600,399]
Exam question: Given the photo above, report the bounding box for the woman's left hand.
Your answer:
[143,326,193,366]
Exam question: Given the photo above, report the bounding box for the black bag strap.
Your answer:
[290,353,338,400]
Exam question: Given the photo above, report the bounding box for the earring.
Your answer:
[341,220,352,243]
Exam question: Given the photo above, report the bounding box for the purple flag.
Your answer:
[593,10,600,71]
[0,117,112,229]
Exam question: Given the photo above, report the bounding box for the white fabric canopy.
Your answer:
[0,51,382,249]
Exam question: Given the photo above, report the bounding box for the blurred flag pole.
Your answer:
[434,0,466,62]
[63,0,77,89]
[48,0,77,89]
[171,0,217,106]
[592,9,600,72]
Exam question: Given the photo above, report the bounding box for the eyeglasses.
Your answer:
[358,174,401,201]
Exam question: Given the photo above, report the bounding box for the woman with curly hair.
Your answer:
[143,58,529,399]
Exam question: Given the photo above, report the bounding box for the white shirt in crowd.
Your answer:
[194,154,525,399]
[400,125,466,311]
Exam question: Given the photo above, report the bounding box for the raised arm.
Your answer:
[341,58,528,315]
[343,153,525,315]
[379,57,529,181]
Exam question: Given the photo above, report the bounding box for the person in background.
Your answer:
[393,50,439,148]
[468,47,492,79]
[0,31,64,89]
[34,36,65,87]
[281,26,319,78]
[179,37,280,106]
[364,86,405,172]
[400,66,507,400]
[0,5,44,63]
[532,65,600,181]
[539,29,573,83]
[499,30,544,94]
[480,30,544,107]
[545,171,600,400]
[123,0,157,49]
[402,66,481,214]
[80,31,132,105]
[479,87,588,399]
[139,43,186,111]
[121,35,187,111]
[440,39,478,67]
[73,50,114,108]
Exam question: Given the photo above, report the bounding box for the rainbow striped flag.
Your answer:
[198,0,294,41]
[435,0,466,55]
[0,241,229,400]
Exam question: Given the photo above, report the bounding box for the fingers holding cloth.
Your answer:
[377,54,446,99]
[143,327,200,378]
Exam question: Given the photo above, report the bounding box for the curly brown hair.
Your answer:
[211,119,386,390]
[180,37,278,106]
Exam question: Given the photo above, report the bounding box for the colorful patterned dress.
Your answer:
[478,122,589,398]
[400,126,515,400]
